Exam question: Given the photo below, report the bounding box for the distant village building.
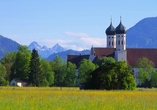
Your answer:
[10,79,29,87]
[67,17,157,86]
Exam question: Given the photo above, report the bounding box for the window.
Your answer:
[112,42,113,45]
[118,41,120,45]
[109,41,110,45]
[122,40,123,45]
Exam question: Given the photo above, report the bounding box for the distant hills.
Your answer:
[47,49,90,61]
[0,35,19,59]
[127,17,157,48]
[0,16,157,60]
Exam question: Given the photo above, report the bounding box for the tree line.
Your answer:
[0,45,157,89]
[0,45,76,87]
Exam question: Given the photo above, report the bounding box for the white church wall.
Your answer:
[115,50,127,61]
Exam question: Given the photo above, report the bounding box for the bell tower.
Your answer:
[115,17,127,61]
[105,18,116,48]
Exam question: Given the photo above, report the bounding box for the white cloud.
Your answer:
[65,32,107,48]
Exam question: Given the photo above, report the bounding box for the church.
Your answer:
[67,18,157,85]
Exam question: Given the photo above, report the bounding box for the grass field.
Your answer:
[0,87,157,110]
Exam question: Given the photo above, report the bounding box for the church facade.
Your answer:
[67,18,157,85]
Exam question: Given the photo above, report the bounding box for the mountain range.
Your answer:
[0,16,157,60]
[28,41,67,58]
[28,41,90,60]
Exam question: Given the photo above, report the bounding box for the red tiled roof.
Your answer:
[93,48,157,67]
[94,48,115,59]
[127,48,157,67]
[67,48,157,68]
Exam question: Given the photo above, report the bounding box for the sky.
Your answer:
[0,0,157,50]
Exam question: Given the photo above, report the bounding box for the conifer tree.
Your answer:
[29,48,45,86]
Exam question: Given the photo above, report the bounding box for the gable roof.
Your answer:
[94,48,115,58]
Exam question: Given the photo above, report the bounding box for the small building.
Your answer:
[10,79,28,87]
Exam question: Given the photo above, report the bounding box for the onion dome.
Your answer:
[105,22,116,35]
[115,18,126,34]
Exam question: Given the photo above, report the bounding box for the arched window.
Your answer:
[112,42,113,45]
[109,41,110,46]
[118,41,120,45]
[122,40,123,45]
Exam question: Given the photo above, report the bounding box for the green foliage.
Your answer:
[137,69,149,85]
[64,62,77,87]
[136,57,154,68]
[10,45,31,80]
[29,49,48,86]
[150,71,157,87]
[0,52,16,81]
[95,57,116,67]
[98,61,136,90]
[136,57,155,87]
[78,59,96,86]
[0,63,7,85]
[41,59,54,86]
[51,55,67,86]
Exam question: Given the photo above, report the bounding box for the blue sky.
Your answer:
[0,0,157,50]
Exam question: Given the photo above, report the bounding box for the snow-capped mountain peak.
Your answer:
[28,42,66,58]
[28,41,42,50]
[51,43,66,52]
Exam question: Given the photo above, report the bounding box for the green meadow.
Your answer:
[0,87,157,110]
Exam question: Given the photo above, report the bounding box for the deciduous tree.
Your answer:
[78,59,96,88]
[0,52,16,81]
[51,55,66,86]
[41,59,54,86]
[136,57,155,87]
[10,45,31,80]
[95,57,116,67]
[99,61,136,90]
[64,62,76,87]
[0,63,7,85]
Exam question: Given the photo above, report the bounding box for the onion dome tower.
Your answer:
[115,17,126,51]
[115,16,127,62]
[105,18,116,48]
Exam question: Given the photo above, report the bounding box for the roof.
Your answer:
[115,21,126,34]
[106,22,116,35]
[127,48,157,67]
[67,48,157,68]
[67,55,90,68]
[93,48,157,68]
[94,48,115,58]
